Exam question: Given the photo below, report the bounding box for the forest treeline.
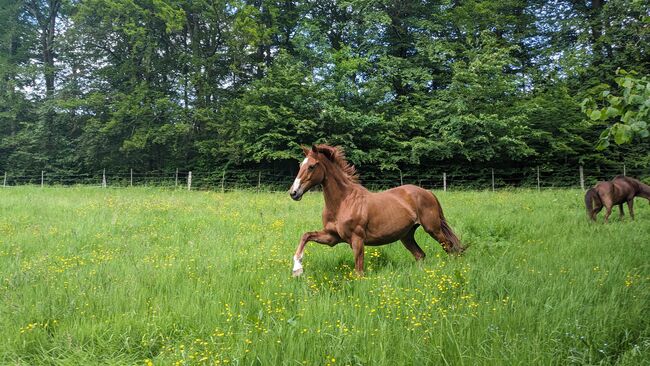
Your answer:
[0,0,648,182]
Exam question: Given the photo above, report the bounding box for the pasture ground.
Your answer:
[0,187,649,365]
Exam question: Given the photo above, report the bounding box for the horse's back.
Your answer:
[612,177,639,200]
[613,175,640,190]
[594,178,635,204]
[366,185,425,216]
[378,184,438,205]
[374,184,443,218]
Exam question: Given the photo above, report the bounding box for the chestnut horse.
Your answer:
[289,145,464,276]
[585,175,650,223]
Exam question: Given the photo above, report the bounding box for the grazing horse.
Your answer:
[585,176,650,223]
[289,145,465,276]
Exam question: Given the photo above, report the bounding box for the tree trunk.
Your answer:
[386,4,411,97]
[26,0,61,96]
[589,0,607,66]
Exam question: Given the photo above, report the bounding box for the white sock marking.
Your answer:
[293,255,303,272]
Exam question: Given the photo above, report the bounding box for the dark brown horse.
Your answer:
[289,145,464,276]
[585,175,650,223]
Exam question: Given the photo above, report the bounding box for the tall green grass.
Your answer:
[0,187,648,365]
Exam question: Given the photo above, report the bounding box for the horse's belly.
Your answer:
[362,201,417,245]
[363,218,416,245]
[334,220,410,246]
[364,233,409,246]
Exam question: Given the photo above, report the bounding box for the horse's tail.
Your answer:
[440,218,466,254]
[584,188,599,221]
[434,199,466,254]
[427,190,466,254]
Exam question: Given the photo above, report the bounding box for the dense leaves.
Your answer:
[0,0,648,178]
[582,70,650,149]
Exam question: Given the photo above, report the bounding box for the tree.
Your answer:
[0,0,649,182]
[583,69,650,149]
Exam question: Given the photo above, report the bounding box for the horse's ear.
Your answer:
[301,145,310,156]
[311,145,318,154]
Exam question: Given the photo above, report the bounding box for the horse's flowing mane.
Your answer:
[313,145,359,183]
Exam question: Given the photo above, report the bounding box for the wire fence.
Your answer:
[2,164,648,192]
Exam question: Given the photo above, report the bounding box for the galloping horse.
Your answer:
[289,145,465,276]
[585,175,650,223]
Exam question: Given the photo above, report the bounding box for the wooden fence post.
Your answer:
[102,169,107,188]
[130,169,133,187]
[491,168,495,192]
[623,164,626,176]
[41,171,44,188]
[399,169,403,186]
[187,171,192,191]
[3,172,6,188]
[443,172,447,192]
[221,170,226,193]
[175,168,179,188]
[257,171,261,192]
[579,165,585,191]
[537,166,540,191]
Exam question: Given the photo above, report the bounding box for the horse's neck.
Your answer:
[321,163,358,214]
[638,182,650,200]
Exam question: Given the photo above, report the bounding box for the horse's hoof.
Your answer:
[292,268,304,277]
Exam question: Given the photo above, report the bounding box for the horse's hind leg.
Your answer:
[604,205,613,223]
[591,201,603,221]
[417,192,463,253]
[601,196,614,223]
[400,226,426,261]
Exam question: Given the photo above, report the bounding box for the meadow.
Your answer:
[0,187,648,365]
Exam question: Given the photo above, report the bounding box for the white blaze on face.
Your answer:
[300,157,308,167]
[291,177,301,193]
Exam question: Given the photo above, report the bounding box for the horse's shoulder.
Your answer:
[321,207,335,220]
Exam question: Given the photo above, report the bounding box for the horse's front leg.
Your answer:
[618,204,625,219]
[351,235,365,276]
[627,199,635,220]
[292,231,340,276]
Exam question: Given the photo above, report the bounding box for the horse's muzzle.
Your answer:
[289,190,303,201]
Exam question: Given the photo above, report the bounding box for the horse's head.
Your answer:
[289,146,326,201]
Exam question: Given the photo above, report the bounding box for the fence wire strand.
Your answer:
[2,165,648,192]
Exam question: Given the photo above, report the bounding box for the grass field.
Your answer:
[0,187,649,365]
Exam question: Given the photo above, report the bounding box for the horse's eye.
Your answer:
[308,165,315,171]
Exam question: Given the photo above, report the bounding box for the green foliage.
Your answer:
[226,52,321,162]
[582,70,650,149]
[0,0,649,176]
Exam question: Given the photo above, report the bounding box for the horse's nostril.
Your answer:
[290,190,302,201]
